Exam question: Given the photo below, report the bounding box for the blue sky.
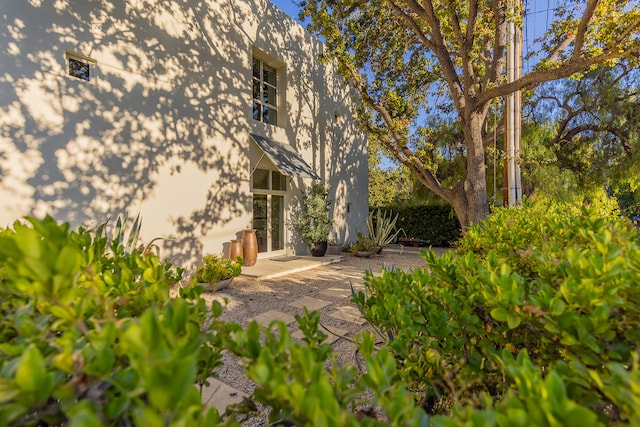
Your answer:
[270,0,302,23]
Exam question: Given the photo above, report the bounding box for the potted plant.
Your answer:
[290,183,332,257]
[191,254,242,291]
[350,232,379,257]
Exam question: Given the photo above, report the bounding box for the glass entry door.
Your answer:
[252,194,285,255]
[253,195,268,253]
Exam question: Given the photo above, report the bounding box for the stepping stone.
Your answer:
[201,378,246,413]
[288,296,332,311]
[248,310,296,328]
[291,325,348,345]
[329,306,367,325]
[319,287,353,299]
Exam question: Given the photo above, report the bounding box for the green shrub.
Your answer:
[377,205,461,246]
[219,309,429,426]
[350,232,379,254]
[6,206,640,426]
[354,201,640,424]
[290,183,332,245]
[191,254,242,284]
[0,216,224,426]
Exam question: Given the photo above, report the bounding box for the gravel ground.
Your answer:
[198,245,451,424]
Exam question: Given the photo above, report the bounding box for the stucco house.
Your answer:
[0,0,368,265]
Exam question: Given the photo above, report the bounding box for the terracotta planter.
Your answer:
[242,229,258,266]
[229,239,243,261]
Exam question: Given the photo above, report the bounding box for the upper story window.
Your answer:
[252,57,278,125]
[65,51,96,82]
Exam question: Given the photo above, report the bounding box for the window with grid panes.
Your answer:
[252,169,286,192]
[252,58,278,125]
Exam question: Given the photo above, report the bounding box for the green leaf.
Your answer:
[544,371,566,403]
[171,301,188,332]
[67,400,101,427]
[507,314,522,329]
[15,345,46,393]
[133,406,164,427]
[54,244,80,276]
[490,307,508,322]
[105,396,131,420]
[211,300,223,318]
[22,256,51,283]
[14,228,42,258]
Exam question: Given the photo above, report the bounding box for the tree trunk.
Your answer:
[451,112,491,231]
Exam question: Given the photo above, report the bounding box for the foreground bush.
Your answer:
[4,205,640,426]
[0,216,427,426]
[355,202,640,425]
[0,216,224,425]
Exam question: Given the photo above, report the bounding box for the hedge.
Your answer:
[373,205,461,246]
[355,201,640,425]
[4,203,640,426]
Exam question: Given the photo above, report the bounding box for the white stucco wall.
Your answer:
[0,0,368,267]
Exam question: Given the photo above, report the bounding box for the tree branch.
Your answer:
[479,41,640,104]
[391,0,466,108]
[486,1,507,89]
[342,60,453,200]
[572,0,599,58]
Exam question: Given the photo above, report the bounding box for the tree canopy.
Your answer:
[301,0,640,228]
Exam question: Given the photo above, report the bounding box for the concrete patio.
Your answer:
[240,254,345,280]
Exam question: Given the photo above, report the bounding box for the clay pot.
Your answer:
[229,239,243,261]
[242,229,258,266]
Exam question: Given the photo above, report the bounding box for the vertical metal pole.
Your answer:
[505,0,523,207]
[515,8,523,204]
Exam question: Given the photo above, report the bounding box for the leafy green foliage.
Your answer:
[0,216,223,425]
[221,309,428,426]
[290,183,332,245]
[191,254,242,284]
[354,201,640,423]
[350,232,379,254]
[301,0,640,228]
[523,65,640,204]
[5,207,640,426]
[388,205,461,246]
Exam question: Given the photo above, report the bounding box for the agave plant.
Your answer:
[366,208,405,248]
[96,213,163,255]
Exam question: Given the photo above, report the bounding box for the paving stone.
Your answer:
[248,310,296,328]
[201,378,246,413]
[319,287,353,299]
[288,296,332,311]
[291,325,348,345]
[329,306,367,325]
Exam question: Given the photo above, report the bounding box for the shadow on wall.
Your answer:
[0,0,366,264]
[249,1,368,244]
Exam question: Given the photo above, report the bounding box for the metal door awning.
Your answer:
[250,134,320,180]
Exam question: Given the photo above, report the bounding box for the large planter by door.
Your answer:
[309,241,328,257]
[242,229,258,266]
